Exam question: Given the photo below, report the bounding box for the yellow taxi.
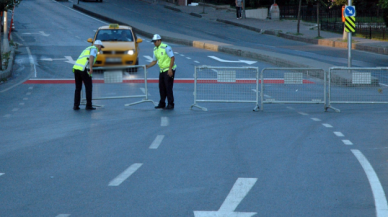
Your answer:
[87,24,142,72]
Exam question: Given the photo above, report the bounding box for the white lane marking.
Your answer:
[194,178,257,217]
[26,92,31,95]
[3,114,11,118]
[380,83,388,87]
[334,132,344,137]
[208,55,257,65]
[108,163,143,186]
[298,112,308,116]
[64,56,76,64]
[149,135,165,149]
[19,103,25,106]
[161,117,169,126]
[140,88,151,96]
[174,52,179,54]
[12,108,19,112]
[0,173,4,176]
[75,36,80,39]
[28,86,33,90]
[351,149,388,217]
[322,123,333,128]
[342,140,353,145]
[311,118,321,121]
[194,61,200,63]
[23,98,28,100]
[56,215,70,217]
[14,32,25,42]
[286,106,294,110]
[186,57,191,59]
[26,47,37,78]
[143,55,153,63]
[180,54,185,57]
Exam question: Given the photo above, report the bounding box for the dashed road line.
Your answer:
[23,98,28,100]
[140,88,150,96]
[334,132,344,137]
[149,135,165,149]
[311,118,321,121]
[108,163,143,186]
[174,52,179,54]
[180,54,185,56]
[12,108,19,112]
[0,173,4,176]
[56,214,70,217]
[19,103,24,106]
[161,117,169,126]
[186,57,191,59]
[298,112,308,116]
[286,106,294,110]
[322,123,333,128]
[26,92,31,95]
[28,86,33,90]
[351,149,388,217]
[3,114,11,118]
[342,140,353,145]
[194,61,200,63]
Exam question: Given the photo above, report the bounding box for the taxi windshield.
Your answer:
[96,29,134,42]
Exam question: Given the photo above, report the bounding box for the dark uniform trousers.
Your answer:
[159,69,175,107]
[74,69,93,108]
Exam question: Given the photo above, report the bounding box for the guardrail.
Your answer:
[80,65,156,107]
[260,68,326,111]
[326,67,388,112]
[190,66,260,111]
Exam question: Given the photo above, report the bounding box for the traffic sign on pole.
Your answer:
[345,16,356,33]
[344,6,356,17]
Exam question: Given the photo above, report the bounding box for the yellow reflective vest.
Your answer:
[153,43,177,73]
[73,46,98,72]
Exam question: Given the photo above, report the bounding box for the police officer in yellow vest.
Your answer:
[72,40,104,110]
[146,34,177,110]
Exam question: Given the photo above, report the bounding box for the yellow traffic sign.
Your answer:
[345,16,356,33]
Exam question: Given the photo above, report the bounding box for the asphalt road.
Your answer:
[1,0,388,217]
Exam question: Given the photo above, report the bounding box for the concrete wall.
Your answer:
[245,8,268,20]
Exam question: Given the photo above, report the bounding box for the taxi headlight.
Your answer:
[127,50,134,55]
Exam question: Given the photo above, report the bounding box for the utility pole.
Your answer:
[347,0,351,67]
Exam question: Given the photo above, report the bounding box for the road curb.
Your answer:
[190,12,202,18]
[164,5,181,12]
[0,46,16,80]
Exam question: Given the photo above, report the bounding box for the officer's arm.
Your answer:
[169,56,175,70]
[146,61,157,69]
[89,55,94,75]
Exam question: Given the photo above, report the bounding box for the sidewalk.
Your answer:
[159,1,388,55]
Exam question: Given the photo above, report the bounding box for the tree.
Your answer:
[0,0,22,69]
[379,0,388,26]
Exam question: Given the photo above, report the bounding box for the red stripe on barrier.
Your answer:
[23,79,315,84]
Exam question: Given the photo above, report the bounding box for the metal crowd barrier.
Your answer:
[190,66,260,111]
[326,67,388,112]
[80,65,156,107]
[260,68,326,111]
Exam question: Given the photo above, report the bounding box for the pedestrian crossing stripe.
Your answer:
[345,16,356,33]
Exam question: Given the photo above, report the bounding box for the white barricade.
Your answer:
[260,68,326,110]
[326,67,388,112]
[80,65,155,107]
[190,66,260,111]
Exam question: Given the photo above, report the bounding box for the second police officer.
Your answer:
[146,34,177,110]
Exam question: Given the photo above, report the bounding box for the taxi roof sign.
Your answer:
[109,24,119,29]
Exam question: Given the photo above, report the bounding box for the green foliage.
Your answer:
[0,0,22,11]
